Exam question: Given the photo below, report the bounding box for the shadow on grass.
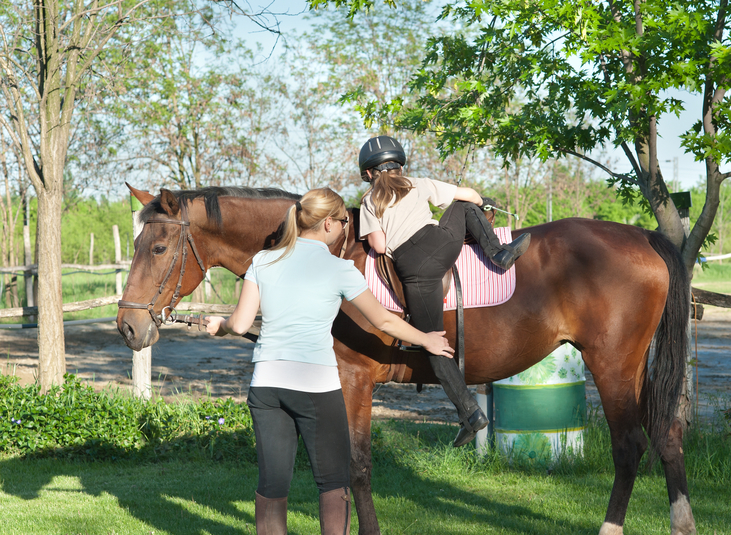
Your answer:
[367,419,602,534]
[2,416,729,534]
[0,433,257,534]
[0,423,591,534]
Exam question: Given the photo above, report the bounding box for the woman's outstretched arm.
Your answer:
[350,290,454,358]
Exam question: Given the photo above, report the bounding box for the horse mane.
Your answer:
[139,186,301,228]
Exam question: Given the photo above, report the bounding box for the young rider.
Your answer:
[206,187,453,535]
[358,135,531,447]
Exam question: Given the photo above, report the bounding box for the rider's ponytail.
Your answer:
[362,166,413,219]
[267,188,346,264]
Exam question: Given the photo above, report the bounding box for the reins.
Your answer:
[118,201,206,327]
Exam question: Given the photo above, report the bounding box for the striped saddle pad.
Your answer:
[364,226,517,313]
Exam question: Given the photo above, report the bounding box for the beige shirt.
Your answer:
[359,177,457,258]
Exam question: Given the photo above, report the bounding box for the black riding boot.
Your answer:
[429,354,488,448]
[465,202,531,270]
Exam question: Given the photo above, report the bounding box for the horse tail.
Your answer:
[647,230,690,456]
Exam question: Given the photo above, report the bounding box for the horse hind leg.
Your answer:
[597,412,648,535]
[588,352,648,535]
[594,367,696,535]
[658,418,696,535]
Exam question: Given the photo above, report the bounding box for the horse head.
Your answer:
[117,185,209,351]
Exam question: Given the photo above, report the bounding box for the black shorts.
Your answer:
[247,386,350,498]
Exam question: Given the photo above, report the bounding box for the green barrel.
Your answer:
[494,344,586,463]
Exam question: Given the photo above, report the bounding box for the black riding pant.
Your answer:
[391,201,480,421]
[247,386,351,499]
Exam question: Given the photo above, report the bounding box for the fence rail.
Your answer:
[0,262,132,274]
[0,295,122,318]
[0,294,235,319]
[701,252,731,262]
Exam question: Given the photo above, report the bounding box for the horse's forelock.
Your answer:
[138,186,301,228]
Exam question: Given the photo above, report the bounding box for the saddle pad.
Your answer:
[364,227,517,313]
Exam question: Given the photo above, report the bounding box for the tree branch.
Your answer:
[559,148,640,186]
[620,140,642,178]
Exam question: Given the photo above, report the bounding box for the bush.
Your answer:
[0,374,256,463]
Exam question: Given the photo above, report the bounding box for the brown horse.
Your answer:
[117,185,695,535]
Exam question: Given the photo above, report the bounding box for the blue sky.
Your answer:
[234,1,715,192]
[594,89,710,191]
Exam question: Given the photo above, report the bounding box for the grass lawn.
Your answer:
[692,262,731,294]
[1,419,729,535]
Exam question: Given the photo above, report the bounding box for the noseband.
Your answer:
[118,202,206,327]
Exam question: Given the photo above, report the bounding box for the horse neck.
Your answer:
[193,196,295,277]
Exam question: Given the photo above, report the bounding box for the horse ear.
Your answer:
[125,182,155,205]
[159,189,180,216]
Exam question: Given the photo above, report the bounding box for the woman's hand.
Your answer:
[205,315,227,336]
[422,331,455,358]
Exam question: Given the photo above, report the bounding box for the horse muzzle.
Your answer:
[117,310,160,351]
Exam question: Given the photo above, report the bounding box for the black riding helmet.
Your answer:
[358,136,406,180]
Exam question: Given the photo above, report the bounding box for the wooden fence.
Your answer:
[1,210,236,398]
[0,290,237,397]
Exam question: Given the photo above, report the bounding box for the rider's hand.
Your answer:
[422,331,454,358]
[205,316,227,336]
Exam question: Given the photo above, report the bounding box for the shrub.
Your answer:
[0,374,255,463]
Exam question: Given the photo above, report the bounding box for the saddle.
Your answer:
[373,208,495,316]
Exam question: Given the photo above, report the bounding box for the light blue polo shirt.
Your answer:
[244,237,368,366]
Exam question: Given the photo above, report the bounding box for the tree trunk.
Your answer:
[36,188,65,390]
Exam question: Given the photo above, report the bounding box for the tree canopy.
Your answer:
[318,0,731,272]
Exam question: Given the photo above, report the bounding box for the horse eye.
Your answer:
[153,245,167,255]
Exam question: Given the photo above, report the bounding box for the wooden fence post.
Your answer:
[113,225,122,295]
[130,194,151,400]
[23,225,34,321]
[89,232,94,266]
[204,271,212,301]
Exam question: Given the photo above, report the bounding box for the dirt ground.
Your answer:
[1,307,730,422]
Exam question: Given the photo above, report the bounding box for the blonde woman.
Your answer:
[206,187,452,535]
[358,135,531,448]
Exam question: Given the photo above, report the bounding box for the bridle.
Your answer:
[118,201,206,327]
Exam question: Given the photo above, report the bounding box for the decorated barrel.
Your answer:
[493,344,586,463]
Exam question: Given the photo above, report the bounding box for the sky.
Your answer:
[231,0,312,61]
[233,1,715,193]
[595,89,710,192]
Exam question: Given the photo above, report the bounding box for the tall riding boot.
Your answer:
[466,202,531,270]
[429,354,489,448]
[319,487,351,535]
[255,492,288,535]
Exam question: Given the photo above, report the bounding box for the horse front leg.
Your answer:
[340,366,381,535]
